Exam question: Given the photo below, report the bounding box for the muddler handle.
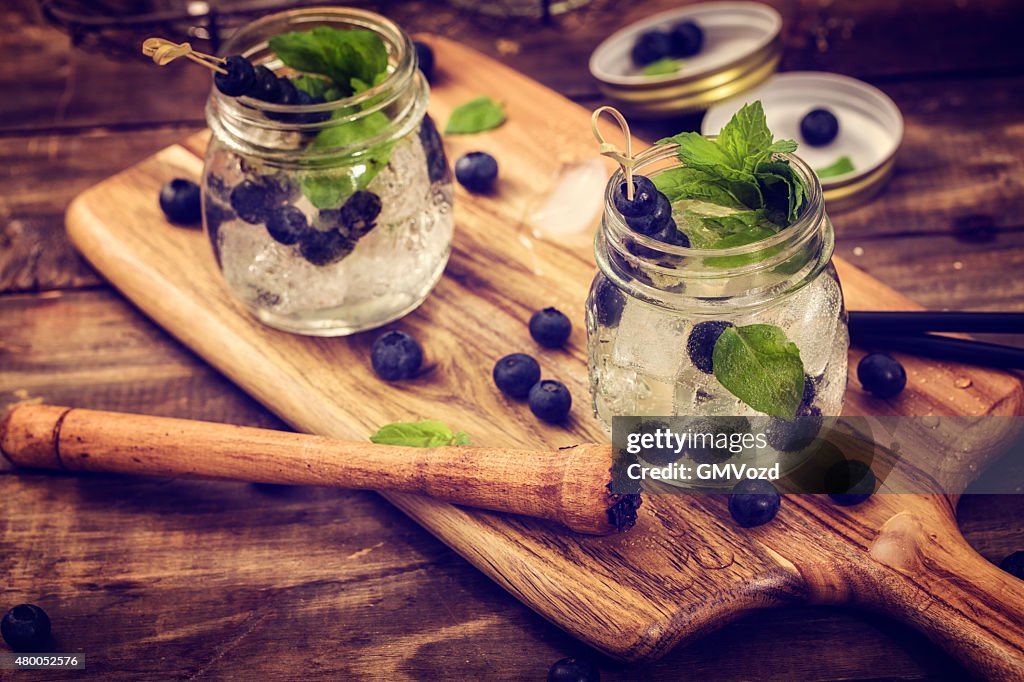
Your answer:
[0,405,640,535]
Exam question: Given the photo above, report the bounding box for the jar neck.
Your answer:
[596,143,833,314]
[206,7,425,167]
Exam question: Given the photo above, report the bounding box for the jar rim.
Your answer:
[602,139,825,265]
[212,7,417,125]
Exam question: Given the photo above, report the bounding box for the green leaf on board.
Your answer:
[444,96,507,134]
[370,420,472,448]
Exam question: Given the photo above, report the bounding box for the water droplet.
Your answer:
[922,416,940,428]
[953,261,964,271]
[852,246,864,256]
[954,376,972,389]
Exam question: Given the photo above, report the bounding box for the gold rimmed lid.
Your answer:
[589,2,783,118]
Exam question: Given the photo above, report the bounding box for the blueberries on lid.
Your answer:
[800,108,840,147]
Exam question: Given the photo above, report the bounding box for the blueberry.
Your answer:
[266,78,299,121]
[686,320,734,374]
[857,353,906,399]
[728,479,781,528]
[493,353,541,400]
[802,374,817,407]
[371,331,423,381]
[650,219,690,247]
[259,172,299,205]
[455,151,498,193]
[299,229,355,266]
[206,173,230,202]
[632,30,672,66]
[547,656,600,682]
[419,114,451,184]
[294,90,330,124]
[229,179,270,224]
[265,205,308,245]
[613,175,658,218]
[626,192,672,236]
[825,459,876,506]
[414,41,435,81]
[999,551,1024,580]
[592,276,625,328]
[340,190,383,239]
[530,307,572,348]
[670,21,704,57]
[159,178,201,224]
[248,65,283,102]
[766,404,823,452]
[214,55,255,97]
[528,380,572,423]
[800,108,840,147]
[1,604,51,652]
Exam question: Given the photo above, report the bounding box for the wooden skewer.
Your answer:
[0,405,640,536]
[141,37,228,75]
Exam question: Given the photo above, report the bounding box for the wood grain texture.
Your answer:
[60,36,1024,675]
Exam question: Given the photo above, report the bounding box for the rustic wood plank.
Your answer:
[0,126,201,292]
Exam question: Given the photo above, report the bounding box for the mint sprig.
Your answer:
[267,26,394,209]
[655,101,806,251]
[712,324,805,418]
[269,27,387,98]
[370,420,471,448]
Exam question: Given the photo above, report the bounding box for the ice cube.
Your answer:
[611,300,689,380]
[763,274,843,376]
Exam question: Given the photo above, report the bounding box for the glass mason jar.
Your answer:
[202,8,453,336]
[587,144,848,429]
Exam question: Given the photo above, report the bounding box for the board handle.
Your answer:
[0,405,638,536]
[863,506,1024,680]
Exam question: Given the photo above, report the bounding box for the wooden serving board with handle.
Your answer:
[64,37,1024,678]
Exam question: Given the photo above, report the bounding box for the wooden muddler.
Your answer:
[0,405,640,535]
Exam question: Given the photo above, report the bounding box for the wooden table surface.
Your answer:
[2,0,1023,679]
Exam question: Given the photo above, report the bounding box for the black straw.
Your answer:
[852,332,1024,369]
[849,311,1024,335]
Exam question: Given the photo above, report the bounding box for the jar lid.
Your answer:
[702,72,904,211]
[589,2,782,118]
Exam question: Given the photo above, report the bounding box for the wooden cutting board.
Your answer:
[65,37,1024,678]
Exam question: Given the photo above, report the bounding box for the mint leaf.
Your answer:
[642,58,682,76]
[292,74,342,101]
[270,27,387,96]
[717,101,775,170]
[712,324,805,418]
[370,420,471,447]
[299,110,394,208]
[816,155,855,179]
[653,167,745,209]
[445,96,506,135]
[757,159,805,225]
